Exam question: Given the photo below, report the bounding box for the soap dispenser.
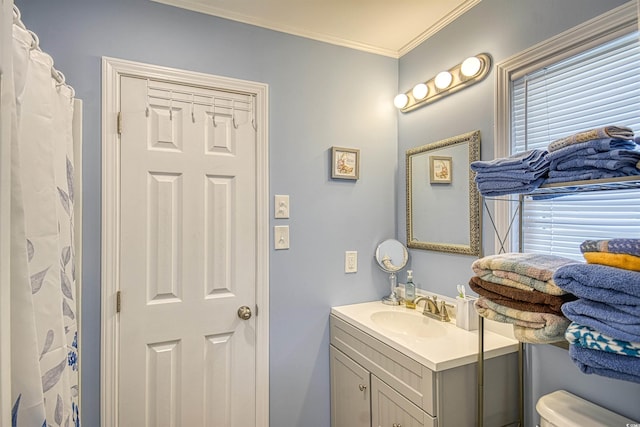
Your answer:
[405,270,416,309]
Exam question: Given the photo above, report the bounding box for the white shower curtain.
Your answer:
[8,7,81,427]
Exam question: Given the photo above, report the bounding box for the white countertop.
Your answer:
[331,300,519,371]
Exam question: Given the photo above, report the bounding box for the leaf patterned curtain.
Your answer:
[9,7,81,427]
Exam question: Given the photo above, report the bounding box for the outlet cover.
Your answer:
[345,251,357,273]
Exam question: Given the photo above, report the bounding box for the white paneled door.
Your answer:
[117,75,258,426]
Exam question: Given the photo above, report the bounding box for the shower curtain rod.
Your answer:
[12,4,75,96]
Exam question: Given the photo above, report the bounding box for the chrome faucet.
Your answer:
[413,295,450,322]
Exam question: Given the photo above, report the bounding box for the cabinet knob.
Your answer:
[392,424,402,427]
[358,384,367,391]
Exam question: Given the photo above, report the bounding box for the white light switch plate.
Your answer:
[274,225,290,250]
[274,195,290,218]
[345,251,357,273]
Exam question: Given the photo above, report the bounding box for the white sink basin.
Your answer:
[370,311,446,338]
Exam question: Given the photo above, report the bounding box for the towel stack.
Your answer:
[544,126,640,185]
[470,149,549,197]
[554,238,640,384]
[470,253,577,343]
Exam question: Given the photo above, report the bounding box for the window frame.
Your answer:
[492,1,638,254]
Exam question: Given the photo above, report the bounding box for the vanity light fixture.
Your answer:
[394,53,492,113]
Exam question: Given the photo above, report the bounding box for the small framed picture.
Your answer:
[331,147,360,180]
[430,156,452,184]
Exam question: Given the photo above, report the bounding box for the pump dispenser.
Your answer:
[405,270,416,309]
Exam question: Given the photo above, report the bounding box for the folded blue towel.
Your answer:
[543,168,640,184]
[474,168,548,182]
[581,239,640,257]
[565,322,640,357]
[561,299,640,343]
[554,157,640,171]
[476,177,546,197]
[569,344,640,384]
[554,263,640,305]
[470,149,549,172]
[545,139,637,162]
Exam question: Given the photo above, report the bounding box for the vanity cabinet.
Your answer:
[330,314,518,427]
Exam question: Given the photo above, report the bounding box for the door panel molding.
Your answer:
[101,57,269,427]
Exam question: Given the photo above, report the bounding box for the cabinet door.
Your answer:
[330,345,371,427]
[371,376,436,427]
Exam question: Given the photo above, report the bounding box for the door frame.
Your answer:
[100,57,269,427]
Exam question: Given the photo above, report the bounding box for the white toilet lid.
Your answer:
[536,390,637,427]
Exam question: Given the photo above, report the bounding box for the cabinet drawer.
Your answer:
[330,315,435,415]
[371,375,436,427]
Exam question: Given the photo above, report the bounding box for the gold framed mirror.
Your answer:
[406,130,481,256]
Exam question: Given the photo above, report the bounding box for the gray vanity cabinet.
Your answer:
[330,314,518,427]
[330,345,371,427]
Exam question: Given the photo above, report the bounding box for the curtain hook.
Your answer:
[211,96,217,127]
[27,30,39,50]
[169,89,173,121]
[191,93,195,123]
[251,94,257,131]
[231,99,238,129]
[145,79,150,117]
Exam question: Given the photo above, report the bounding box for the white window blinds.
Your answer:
[511,31,640,261]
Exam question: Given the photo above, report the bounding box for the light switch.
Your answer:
[274,225,290,250]
[274,195,290,219]
[345,251,357,273]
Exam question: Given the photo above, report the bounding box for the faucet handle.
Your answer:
[439,300,450,322]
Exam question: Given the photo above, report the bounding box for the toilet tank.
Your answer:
[536,390,637,427]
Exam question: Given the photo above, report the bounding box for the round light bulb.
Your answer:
[394,93,409,109]
[434,71,453,89]
[461,56,482,77]
[412,83,428,100]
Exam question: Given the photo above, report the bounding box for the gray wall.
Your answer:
[397,0,640,424]
[19,1,398,426]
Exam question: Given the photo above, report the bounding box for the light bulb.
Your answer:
[394,93,409,109]
[461,56,482,77]
[412,83,428,100]
[434,71,453,89]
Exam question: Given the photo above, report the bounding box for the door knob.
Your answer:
[237,306,252,320]
[358,384,367,391]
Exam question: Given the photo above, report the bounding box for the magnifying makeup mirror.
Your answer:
[374,239,409,305]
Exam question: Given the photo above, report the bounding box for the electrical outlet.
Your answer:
[274,195,290,219]
[274,225,290,250]
[345,251,357,273]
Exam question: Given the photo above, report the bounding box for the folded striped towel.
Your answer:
[475,177,546,197]
[472,253,577,295]
[565,322,640,358]
[475,297,570,343]
[581,239,640,257]
[582,252,640,272]
[543,167,640,184]
[569,344,640,384]
[561,299,640,343]
[553,263,640,305]
[548,126,635,152]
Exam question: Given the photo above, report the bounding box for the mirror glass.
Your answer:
[406,130,481,256]
[375,239,409,306]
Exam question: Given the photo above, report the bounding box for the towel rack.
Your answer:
[476,175,640,427]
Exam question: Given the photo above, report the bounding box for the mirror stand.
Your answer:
[381,272,401,305]
[375,239,409,306]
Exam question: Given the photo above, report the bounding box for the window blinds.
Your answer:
[511,32,640,261]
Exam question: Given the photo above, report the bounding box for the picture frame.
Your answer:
[429,155,452,184]
[331,146,360,180]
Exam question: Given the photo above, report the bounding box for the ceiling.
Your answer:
[151,0,481,58]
